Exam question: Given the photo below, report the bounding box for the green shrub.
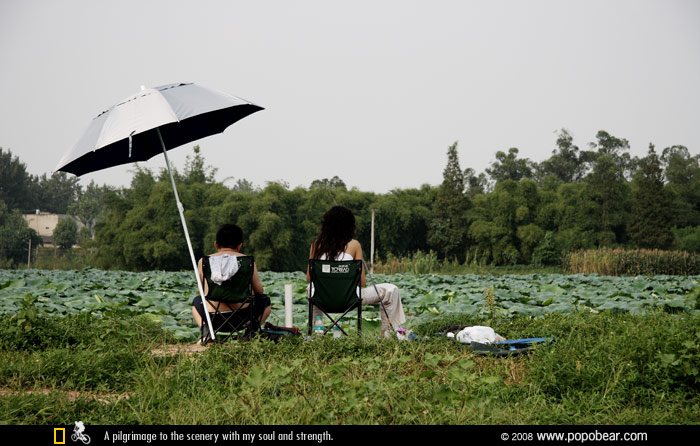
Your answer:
[673,225,700,253]
[532,231,560,266]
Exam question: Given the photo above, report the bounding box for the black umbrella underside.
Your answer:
[58,104,263,177]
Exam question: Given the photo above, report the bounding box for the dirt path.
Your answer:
[150,343,208,356]
[0,388,130,404]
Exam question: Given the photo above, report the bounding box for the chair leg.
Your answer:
[358,304,362,336]
[308,300,313,336]
[325,314,340,336]
[207,298,258,343]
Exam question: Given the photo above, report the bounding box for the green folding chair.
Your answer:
[200,255,258,344]
[307,259,363,337]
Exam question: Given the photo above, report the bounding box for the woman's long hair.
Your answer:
[312,206,356,260]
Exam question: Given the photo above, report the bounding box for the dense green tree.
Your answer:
[532,231,560,266]
[590,130,629,156]
[71,134,696,271]
[662,145,700,228]
[468,180,544,265]
[93,189,129,268]
[306,176,348,215]
[181,145,217,185]
[34,172,82,214]
[0,200,42,265]
[240,183,307,271]
[77,226,94,248]
[486,147,535,184]
[552,182,597,252]
[429,142,470,261]
[537,129,596,183]
[92,168,155,268]
[68,181,111,234]
[122,181,183,270]
[672,226,700,253]
[0,147,37,211]
[230,178,257,193]
[534,176,561,232]
[464,168,488,197]
[627,145,674,249]
[93,154,220,270]
[370,186,435,259]
[53,217,78,250]
[585,153,631,246]
[514,179,544,263]
[589,130,637,180]
[310,176,347,191]
[93,167,157,269]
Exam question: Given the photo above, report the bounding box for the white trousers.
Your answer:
[312,283,406,333]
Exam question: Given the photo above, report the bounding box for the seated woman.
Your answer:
[192,224,271,339]
[307,205,407,338]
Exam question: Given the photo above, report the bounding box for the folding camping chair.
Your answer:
[200,255,258,344]
[307,259,363,337]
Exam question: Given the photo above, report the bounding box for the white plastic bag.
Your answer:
[455,326,504,344]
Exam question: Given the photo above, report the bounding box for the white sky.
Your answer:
[1,0,698,193]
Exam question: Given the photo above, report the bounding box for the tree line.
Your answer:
[1,128,699,271]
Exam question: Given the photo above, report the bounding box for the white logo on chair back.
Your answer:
[331,265,350,273]
[322,264,331,273]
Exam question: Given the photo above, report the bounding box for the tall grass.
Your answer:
[373,250,562,275]
[564,248,700,276]
[373,251,441,274]
[1,247,99,271]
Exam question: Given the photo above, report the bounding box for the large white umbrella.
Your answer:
[55,82,264,340]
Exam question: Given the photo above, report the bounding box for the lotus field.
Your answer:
[1,269,698,340]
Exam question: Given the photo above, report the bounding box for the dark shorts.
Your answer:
[192,294,271,332]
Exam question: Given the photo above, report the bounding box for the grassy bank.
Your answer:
[1,310,699,425]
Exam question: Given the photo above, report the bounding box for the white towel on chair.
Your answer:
[209,255,239,285]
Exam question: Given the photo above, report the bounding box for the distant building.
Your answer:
[22,211,82,246]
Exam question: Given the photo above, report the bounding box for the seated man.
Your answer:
[191,224,271,339]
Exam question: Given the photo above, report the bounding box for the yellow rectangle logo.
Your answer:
[54,428,66,444]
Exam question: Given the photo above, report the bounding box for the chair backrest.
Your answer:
[202,255,254,303]
[308,259,362,313]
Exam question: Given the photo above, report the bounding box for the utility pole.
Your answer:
[30,209,40,268]
[370,208,375,274]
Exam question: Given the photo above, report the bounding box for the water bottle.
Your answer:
[333,323,342,339]
[314,316,325,336]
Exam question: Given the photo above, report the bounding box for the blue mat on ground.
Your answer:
[472,337,555,356]
[494,337,554,346]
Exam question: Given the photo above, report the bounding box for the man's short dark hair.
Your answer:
[216,224,243,249]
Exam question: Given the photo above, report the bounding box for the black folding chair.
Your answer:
[307,259,363,337]
[200,255,258,344]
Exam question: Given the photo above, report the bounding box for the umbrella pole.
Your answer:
[158,129,216,341]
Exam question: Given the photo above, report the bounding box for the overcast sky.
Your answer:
[1,0,698,193]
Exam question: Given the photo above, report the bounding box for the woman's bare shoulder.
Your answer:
[348,239,361,247]
[347,239,363,258]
